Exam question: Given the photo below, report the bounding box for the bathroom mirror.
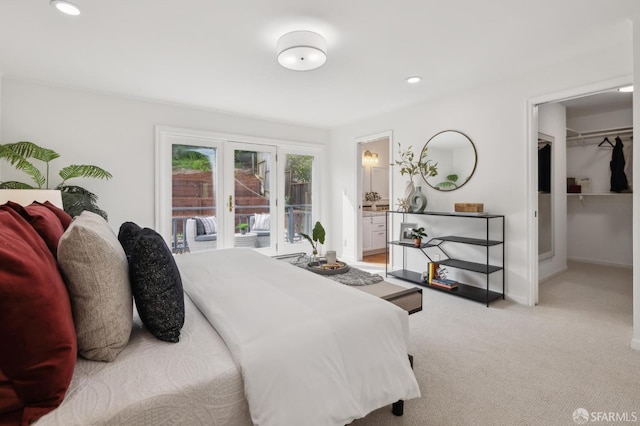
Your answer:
[420,130,477,191]
[538,132,553,260]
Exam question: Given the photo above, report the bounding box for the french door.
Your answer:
[156,127,320,256]
[222,142,276,251]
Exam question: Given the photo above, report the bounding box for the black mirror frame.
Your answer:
[420,130,477,191]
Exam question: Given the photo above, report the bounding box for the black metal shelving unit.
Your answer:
[386,211,505,307]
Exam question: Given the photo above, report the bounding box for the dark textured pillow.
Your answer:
[0,206,76,425]
[119,226,185,342]
[194,217,205,236]
[4,201,66,257]
[39,200,73,229]
[117,221,143,257]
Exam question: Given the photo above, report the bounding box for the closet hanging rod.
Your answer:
[566,126,633,142]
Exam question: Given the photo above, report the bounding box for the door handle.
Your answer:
[228,195,233,212]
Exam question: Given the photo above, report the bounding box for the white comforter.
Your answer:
[176,249,420,426]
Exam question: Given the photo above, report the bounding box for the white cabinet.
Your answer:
[363,215,386,253]
[362,219,372,251]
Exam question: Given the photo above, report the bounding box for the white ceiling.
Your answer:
[561,89,633,119]
[0,0,638,128]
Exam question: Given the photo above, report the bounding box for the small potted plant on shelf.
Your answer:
[237,222,249,235]
[410,226,428,247]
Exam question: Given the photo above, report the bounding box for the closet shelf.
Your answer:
[567,192,632,205]
[566,125,633,147]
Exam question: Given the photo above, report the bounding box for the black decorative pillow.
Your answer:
[118,221,142,257]
[118,224,185,343]
[194,218,205,236]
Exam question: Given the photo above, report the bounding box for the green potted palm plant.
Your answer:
[0,141,112,219]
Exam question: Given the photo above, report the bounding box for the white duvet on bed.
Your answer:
[176,249,420,426]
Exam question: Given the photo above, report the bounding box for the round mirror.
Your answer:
[420,130,477,191]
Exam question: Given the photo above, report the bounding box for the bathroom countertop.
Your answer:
[362,210,387,217]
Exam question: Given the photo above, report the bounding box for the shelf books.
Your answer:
[427,262,458,290]
[430,278,458,290]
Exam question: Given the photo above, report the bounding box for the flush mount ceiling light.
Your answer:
[277,30,327,71]
[618,85,634,93]
[406,76,422,84]
[50,0,81,16]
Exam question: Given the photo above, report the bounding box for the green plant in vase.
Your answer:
[236,222,249,235]
[393,143,437,211]
[300,221,325,266]
[410,226,428,247]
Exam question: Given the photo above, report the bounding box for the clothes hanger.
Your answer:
[598,137,614,147]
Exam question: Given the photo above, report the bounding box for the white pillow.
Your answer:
[253,213,270,231]
[201,216,217,234]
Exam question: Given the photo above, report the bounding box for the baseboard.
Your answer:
[539,266,569,284]
[567,256,632,269]
[363,248,386,256]
[631,338,640,352]
[505,293,528,305]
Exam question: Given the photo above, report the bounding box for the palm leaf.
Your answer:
[60,187,107,220]
[0,181,36,189]
[0,144,46,187]
[59,185,99,203]
[4,141,59,163]
[59,165,113,182]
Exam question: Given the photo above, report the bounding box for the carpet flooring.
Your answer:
[351,260,639,426]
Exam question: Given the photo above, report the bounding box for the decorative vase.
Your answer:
[371,201,377,211]
[403,179,415,210]
[309,250,320,266]
[410,186,427,213]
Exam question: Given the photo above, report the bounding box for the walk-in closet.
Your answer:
[537,87,633,314]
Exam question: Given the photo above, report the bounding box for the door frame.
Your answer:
[525,75,632,306]
[354,130,393,261]
[155,125,324,254]
[222,141,277,252]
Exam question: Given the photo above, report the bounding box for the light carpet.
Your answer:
[351,260,639,425]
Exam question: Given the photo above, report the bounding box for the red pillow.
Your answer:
[0,206,77,425]
[4,201,66,257]
[38,200,73,229]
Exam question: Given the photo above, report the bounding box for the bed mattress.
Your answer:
[35,295,251,426]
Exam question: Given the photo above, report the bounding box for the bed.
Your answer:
[35,295,252,426]
[0,190,419,426]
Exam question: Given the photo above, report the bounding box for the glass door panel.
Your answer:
[171,144,220,253]
[283,154,314,249]
[227,144,276,251]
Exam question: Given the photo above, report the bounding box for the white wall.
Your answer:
[0,79,329,231]
[566,107,633,267]
[538,103,568,280]
[632,21,640,351]
[329,42,633,305]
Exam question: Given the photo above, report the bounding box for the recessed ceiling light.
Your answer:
[406,76,422,84]
[50,0,81,16]
[618,85,633,93]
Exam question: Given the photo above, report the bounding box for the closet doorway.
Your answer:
[533,83,633,309]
